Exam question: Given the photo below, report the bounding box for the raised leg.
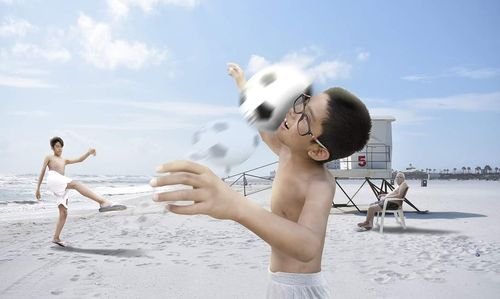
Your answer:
[67,181,110,206]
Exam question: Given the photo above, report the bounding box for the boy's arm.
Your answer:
[65,148,96,165]
[227,63,283,156]
[35,156,49,199]
[236,179,333,262]
[151,160,333,262]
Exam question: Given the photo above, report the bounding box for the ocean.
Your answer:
[0,173,153,220]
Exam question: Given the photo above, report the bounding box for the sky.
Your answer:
[1,0,499,175]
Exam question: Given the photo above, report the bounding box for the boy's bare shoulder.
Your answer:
[307,171,335,196]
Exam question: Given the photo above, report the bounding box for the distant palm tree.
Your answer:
[467,167,471,174]
[462,166,466,174]
[453,167,457,174]
[495,167,499,174]
[484,165,492,174]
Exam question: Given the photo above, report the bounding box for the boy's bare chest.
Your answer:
[48,157,65,171]
[270,176,307,221]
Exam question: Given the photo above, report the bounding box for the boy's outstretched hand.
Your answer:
[227,62,245,90]
[88,148,96,156]
[150,160,244,220]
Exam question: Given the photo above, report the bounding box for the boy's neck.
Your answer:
[286,151,324,173]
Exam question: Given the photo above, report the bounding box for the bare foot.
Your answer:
[357,221,369,227]
[52,239,66,247]
[100,200,113,208]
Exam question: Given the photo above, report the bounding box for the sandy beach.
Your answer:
[1,179,499,298]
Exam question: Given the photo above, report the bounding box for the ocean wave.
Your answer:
[0,174,152,204]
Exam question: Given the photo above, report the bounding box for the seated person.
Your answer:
[357,172,408,230]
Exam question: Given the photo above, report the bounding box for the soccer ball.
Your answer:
[239,64,312,131]
[187,119,260,173]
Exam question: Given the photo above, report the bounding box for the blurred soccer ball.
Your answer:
[239,64,312,132]
[187,119,259,173]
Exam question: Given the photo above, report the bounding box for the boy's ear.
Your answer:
[307,146,330,162]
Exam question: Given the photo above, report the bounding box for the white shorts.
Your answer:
[267,269,331,299]
[46,170,72,209]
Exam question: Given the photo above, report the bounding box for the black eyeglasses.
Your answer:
[292,94,328,150]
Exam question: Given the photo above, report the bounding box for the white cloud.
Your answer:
[71,119,197,131]
[246,47,352,84]
[0,0,18,4]
[0,16,36,37]
[450,67,500,79]
[0,74,55,88]
[308,61,352,83]
[9,43,72,62]
[405,91,500,112]
[107,0,201,20]
[77,14,167,70]
[402,66,500,82]
[12,68,49,76]
[281,47,320,69]
[356,51,370,62]
[369,108,431,125]
[367,91,500,126]
[247,55,270,75]
[8,110,49,117]
[401,74,434,82]
[82,99,240,118]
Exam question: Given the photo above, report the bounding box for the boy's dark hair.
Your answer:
[50,137,64,149]
[317,87,371,162]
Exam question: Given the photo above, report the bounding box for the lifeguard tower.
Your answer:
[329,116,425,213]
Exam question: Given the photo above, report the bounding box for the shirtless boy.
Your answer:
[150,64,371,298]
[35,137,125,246]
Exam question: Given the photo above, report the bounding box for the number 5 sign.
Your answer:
[358,155,366,167]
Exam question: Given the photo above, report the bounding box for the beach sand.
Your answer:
[1,180,499,298]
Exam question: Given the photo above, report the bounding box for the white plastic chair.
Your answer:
[376,186,409,233]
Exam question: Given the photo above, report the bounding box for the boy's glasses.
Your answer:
[292,94,328,151]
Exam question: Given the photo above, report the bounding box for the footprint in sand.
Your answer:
[373,276,392,284]
[424,277,446,283]
[70,274,80,282]
[208,263,222,269]
[50,290,63,295]
[136,263,152,266]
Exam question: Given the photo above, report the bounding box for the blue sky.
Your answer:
[1,0,499,175]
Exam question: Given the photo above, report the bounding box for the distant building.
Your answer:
[405,163,418,172]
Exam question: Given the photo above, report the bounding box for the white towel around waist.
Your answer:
[46,170,72,208]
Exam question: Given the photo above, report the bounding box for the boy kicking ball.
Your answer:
[35,137,126,247]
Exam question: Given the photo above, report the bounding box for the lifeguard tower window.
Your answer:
[327,116,395,179]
